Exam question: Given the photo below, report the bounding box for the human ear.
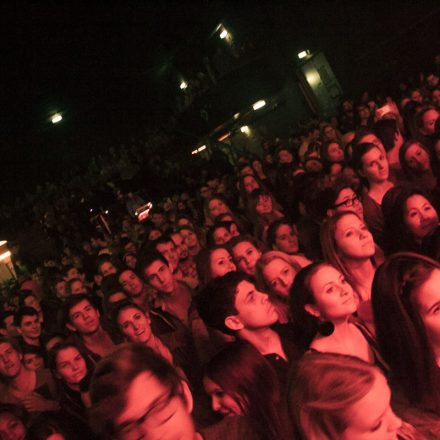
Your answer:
[180,379,193,413]
[224,315,244,332]
[304,304,320,319]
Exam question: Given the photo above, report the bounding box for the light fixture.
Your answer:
[51,113,62,124]
[191,149,198,155]
[218,132,230,142]
[233,112,240,119]
[220,30,228,39]
[252,100,266,110]
[298,50,310,59]
[180,81,188,90]
[240,125,250,134]
[0,240,16,282]
[197,145,207,152]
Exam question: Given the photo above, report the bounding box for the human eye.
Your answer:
[134,313,142,320]
[74,355,82,362]
[432,305,440,315]
[247,249,254,256]
[122,322,130,330]
[409,210,418,218]
[326,285,335,294]
[72,313,81,320]
[370,420,382,432]
[85,306,93,312]
[345,230,353,237]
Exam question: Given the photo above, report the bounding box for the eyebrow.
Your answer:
[427,301,440,314]
[115,393,167,430]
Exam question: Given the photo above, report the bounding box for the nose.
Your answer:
[211,396,221,412]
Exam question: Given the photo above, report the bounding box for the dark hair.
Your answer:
[136,250,168,280]
[0,310,15,329]
[227,234,260,255]
[206,221,237,247]
[399,139,434,179]
[289,262,333,349]
[382,186,437,254]
[14,306,38,327]
[371,252,440,413]
[100,273,122,297]
[374,118,399,152]
[0,403,28,428]
[197,272,251,335]
[0,336,22,355]
[89,343,182,437]
[26,412,74,440]
[96,255,120,276]
[195,246,234,286]
[266,218,293,250]
[47,340,89,376]
[205,342,287,440]
[17,290,37,309]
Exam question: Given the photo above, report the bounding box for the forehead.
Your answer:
[156,241,174,252]
[310,265,341,288]
[119,270,138,281]
[171,234,183,245]
[57,346,80,362]
[424,109,439,121]
[336,213,362,230]
[336,188,355,201]
[361,146,382,162]
[405,194,430,210]
[264,258,289,273]
[21,314,37,323]
[144,260,166,275]
[209,199,224,208]
[0,342,14,354]
[211,248,230,260]
[235,280,256,302]
[69,299,93,315]
[276,224,292,236]
[118,307,143,322]
[232,241,257,255]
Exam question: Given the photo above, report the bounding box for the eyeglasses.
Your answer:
[334,195,360,209]
[113,389,179,440]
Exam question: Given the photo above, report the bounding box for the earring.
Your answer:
[317,321,334,336]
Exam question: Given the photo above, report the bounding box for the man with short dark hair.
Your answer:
[15,307,42,349]
[197,272,301,386]
[63,294,120,363]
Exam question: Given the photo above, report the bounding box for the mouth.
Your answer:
[135,329,145,337]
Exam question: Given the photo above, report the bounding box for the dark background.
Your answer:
[1,1,440,204]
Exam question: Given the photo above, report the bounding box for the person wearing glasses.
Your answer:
[321,211,383,328]
[323,181,365,220]
[89,343,258,440]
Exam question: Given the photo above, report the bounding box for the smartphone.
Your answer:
[135,202,153,222]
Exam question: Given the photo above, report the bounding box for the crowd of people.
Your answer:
[1,59,440,439]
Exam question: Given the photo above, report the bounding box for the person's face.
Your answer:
[341,372,401,440]
[0,412,26,440]
[171,234,189,260]
[404,143,431,173]
[117,307,152,344]
[70,280,87,295]
[119,270,144,297]
[23,295,41,314]
[404,195,439,240]
[357,105,370,120]
[324,126,337,141]
[203,376,243,417]
[410,89,423,103]
[55,280,68,299]
[252,160,263,174]
[231,242,262,276]
[208,199,229,219]
[278,149,293,164]
[243,175,259,194]
[413,268,440,351]
[67,300,101,335]
[23,353,43,371]
[422,109,439,135]
[232,280,278,329]
[212,227,232,245]
[152,213,165,228]
[100,261,117,277]
[55,346,87,387]
[66,267,82,282]
[3,316,19,337]
[255,195,273,215]
[148,229,162,241]
[124,254,137,270]
[179,229,198,249]
[262,258,296,298]
[333,188,364,219]
[334,214,375,259]
[0,342,22,378]
[209,249,236,279]
[144,260,175,294]
[114,372,195,440]
[274,224,299,254]
[156,242,179,273]
[239,166,254,176]
[327,143,344,162]
[427,74,439,88]
[360,147,389,183]
[19,314,41,340]
[200,186,212,200]
[308,265,357,321]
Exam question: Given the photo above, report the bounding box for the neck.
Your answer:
[81,326,106,344]
[344,258,375,301]
[330,318,352,340]
[238,327,284,357]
